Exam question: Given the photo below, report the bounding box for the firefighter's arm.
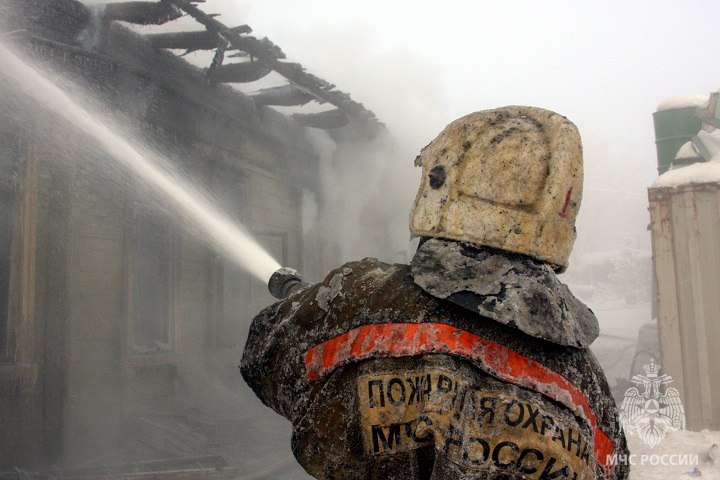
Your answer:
[239,280,322,418]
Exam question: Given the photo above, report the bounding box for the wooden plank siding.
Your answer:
[649,184,720,430]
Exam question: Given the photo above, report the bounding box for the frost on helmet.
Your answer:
[409,106,583,271]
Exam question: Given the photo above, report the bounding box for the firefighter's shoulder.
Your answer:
[411,238,600,347]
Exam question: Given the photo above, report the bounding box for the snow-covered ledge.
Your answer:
[653,130,720,188]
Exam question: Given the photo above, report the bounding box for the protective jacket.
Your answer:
[241,241,629,479]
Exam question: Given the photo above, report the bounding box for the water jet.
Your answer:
[0,41,281,285]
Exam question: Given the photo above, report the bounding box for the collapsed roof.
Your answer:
[96,0,383,132]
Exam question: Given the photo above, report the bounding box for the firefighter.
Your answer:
[241,106,630,479]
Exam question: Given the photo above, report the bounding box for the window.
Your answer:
[0,183,13,360]
[0,136,37,373]
[129,206,176,355]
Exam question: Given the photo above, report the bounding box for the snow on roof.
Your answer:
[653,154,720,188]
[655,95,709,112]
[699,128,720,157]
[654,129,720,188]
[674,140,700,160]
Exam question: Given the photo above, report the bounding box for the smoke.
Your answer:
[300,188,318,236]
[304,128,413,265]
[76,3,105,49]
[274,24,445,265]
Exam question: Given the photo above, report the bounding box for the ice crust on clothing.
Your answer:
[410,238,599,347]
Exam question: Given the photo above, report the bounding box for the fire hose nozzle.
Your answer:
[268,267,311,300]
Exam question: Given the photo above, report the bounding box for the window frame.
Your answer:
[0,142,38,387]
[123,200,179,367]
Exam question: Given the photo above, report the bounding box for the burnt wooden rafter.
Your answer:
[208,61,272,83]
[293,110,349,129]
[205,37,227,78]
[101,1,183,25]
[251,85,315,107]
[145,25,252,51]
[161,0,381,129]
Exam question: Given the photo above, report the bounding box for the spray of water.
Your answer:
[0,42,281,284]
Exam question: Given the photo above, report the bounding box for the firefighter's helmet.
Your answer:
[409,106,583,271]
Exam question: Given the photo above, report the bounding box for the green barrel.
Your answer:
[653,106,703,174]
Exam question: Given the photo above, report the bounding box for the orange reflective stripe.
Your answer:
[304,322,616,473]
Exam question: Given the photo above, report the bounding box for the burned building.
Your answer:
[0,0,382,476]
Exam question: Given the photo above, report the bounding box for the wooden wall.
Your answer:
[649,183,720,430]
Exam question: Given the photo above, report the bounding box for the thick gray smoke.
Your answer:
[305,128,419,265]
[278,24,446,266]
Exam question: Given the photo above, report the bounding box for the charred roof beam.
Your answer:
[208,61,272,83]
[165,0,381,128]
[144,25,252,51]
[101,1,183,25]
[205,37,227,80]
[293,110,349,129]
[251,85,316,107]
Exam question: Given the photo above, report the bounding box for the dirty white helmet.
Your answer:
[409,106,583,271]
